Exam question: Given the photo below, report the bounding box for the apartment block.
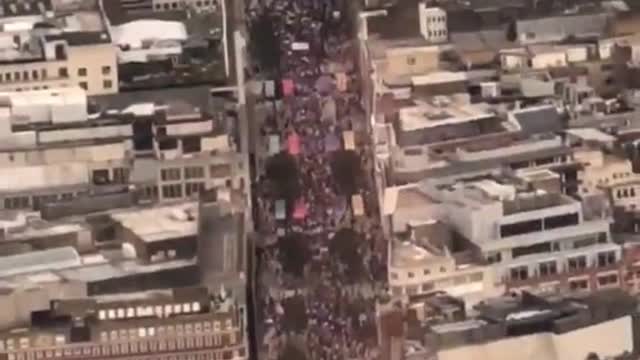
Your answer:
[0,87,243,212]
[387,220,504,308]
[0,0,118,95]
[0,287,248,360]
[384,170,621,294]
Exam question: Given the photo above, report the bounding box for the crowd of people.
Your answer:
[248,0,387,360]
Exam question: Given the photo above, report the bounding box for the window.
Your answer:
[569,279,589,291]
[79,81,88,90]
[4,196,29,209]
[500,219,542,238]
[102,66,111,75]
[113,167,129,183]
[185,182,204,196]
[162,184,182,199]
[390,272,398,280]
[182,136,201,153]
[14,71,20,80]
[543,213,579,230]
[423,268,430,275]
[59,67,68,77]
[92,169,110,185]
[510,266,528,281]
[407,272,414,278]
[5,73,10,81]
[568,256,587,271]
[407,56,416,66]
[597,251,616,267]
[78,67,87,76]
[185,166,205,179]
[103,80,112,89]
[597,273,619,287]
[41,69,47,79]
[422,282,434,292]
[538,261,557,277]
[161,168,181,181]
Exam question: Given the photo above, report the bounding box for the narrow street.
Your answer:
[246,1,386,360]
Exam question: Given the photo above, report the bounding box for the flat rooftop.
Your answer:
[398,98,495,132]
[111,202,199,243]
[391,240,438,268]
[365,0,422,40]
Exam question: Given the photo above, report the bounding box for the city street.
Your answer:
[247,0,387,359]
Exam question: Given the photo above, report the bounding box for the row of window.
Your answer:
[92,168,129,185]
[499,212,580,238]
[3,192,74,210]
[390,266,447,280]
[509,251,617,281]
[426,30,447,38]
[7,340,243,360]
[390,272,484,296]
[616,186,637,199]
[161,165,232,182]
[426,16,446,23]
[97,302,204,321]
[99,325,235,343]
[154,0,217,11]
[78,79,113,91]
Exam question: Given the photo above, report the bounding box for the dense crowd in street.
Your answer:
[247,0,387,360]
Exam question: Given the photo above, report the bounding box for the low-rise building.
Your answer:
[430,289,638,360]
[0,87,244,211]
[0,0,118,95]
[388,220,504,307]
[0,286,248,360]
[385,172,620,294]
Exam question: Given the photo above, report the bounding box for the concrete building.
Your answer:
[429,289,639,360]
[0,1,118,95]
[0,87,244,211]
[377,289,639,360]
[0,286,248,360]
[418,6,447,44]
[0,192,246,329]
[387,220,504,307]
[385,172,620,294]
[101,0,230,90]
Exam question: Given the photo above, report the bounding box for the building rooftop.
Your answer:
[0,246,81,278]
[425,289,637,351]
[366,0,422,40]
[110,202,199,243]
[398,97,496,132]
[511,105,563,136]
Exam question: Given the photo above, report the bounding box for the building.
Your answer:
[387,220,504,307]
[428,289,639,360]
[0,190,246,328]
[385,171,621,294]
[0,87,244,211]
[418,6,447,44]
[0,286,248,360]
[101,0,230,90]
[0,0,118,95]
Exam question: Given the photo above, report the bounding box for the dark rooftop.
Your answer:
[44,31,112,46]
[366,0,422,40]
[513,106,564,136]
